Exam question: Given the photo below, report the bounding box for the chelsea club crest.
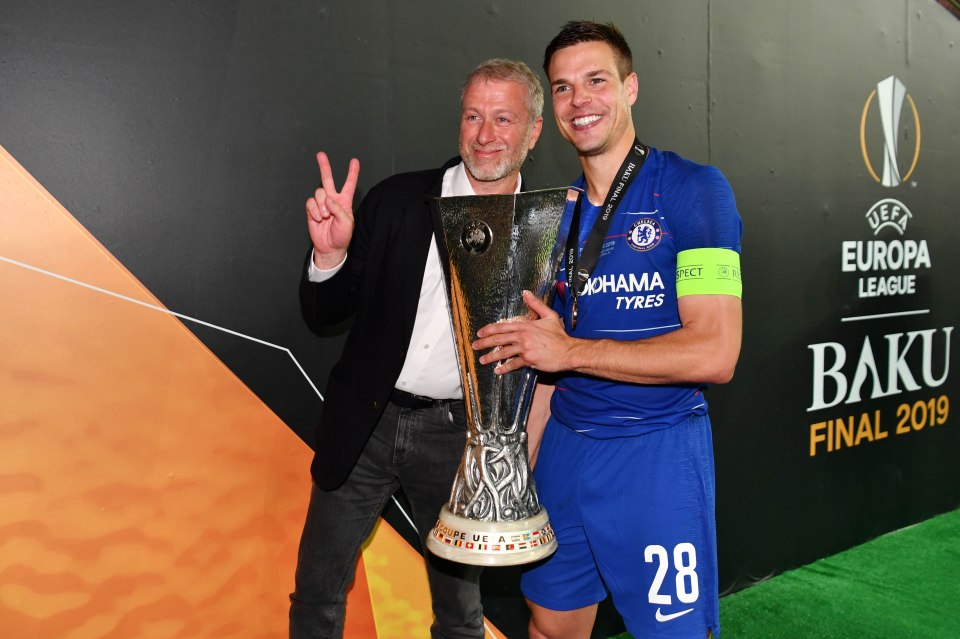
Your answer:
[626,217,663,252]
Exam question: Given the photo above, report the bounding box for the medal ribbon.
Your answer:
[565,139,649,329]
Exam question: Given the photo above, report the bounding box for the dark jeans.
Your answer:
[289,399,484,639]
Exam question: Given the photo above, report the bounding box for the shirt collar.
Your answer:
[442,162,522,197]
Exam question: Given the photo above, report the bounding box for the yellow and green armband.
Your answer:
[675,248,742,298]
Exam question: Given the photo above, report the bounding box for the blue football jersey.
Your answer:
[550,147,742,437]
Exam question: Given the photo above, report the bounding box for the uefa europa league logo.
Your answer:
[860,75,921,188]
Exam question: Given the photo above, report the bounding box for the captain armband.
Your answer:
[675,248,742,298]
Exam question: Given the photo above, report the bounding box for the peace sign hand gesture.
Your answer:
[306,151,360,269]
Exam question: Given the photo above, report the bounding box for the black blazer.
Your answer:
[303,157,511,489]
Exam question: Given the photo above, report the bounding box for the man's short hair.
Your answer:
[543,20,633,80]
[461,59,544,123]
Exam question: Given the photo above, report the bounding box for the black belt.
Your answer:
[389,388,456,410]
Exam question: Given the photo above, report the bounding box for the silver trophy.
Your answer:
[426,188,568,566]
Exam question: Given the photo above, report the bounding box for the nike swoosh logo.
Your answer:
[655,607,695,622]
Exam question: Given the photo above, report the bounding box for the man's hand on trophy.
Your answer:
[306,151,360,269]
[474,290,571,375]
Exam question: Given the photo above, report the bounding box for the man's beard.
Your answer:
[461,134,531,183]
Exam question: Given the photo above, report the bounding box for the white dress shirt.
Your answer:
[307,162,521,399]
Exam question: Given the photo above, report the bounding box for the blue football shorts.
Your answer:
[521,413,720,638]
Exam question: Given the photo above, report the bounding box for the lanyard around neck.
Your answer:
[565,139,649,329]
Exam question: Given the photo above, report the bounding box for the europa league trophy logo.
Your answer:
[426,188,568,566]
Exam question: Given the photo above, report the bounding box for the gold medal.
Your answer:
[571,296,578,330]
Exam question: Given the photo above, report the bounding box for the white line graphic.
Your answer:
[2,256,449,605]
[2,257,445,560]
[841,309,929,322]
[0,255,323,400]
[390,495,417,532]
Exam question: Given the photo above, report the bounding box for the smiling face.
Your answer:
[458,79,543,194]
[547,40,638,159]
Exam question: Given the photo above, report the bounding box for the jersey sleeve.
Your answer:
[662,158,742,254]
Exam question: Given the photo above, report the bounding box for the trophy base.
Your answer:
[426,507,557,566]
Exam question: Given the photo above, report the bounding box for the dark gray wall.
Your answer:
[2,1,958,635]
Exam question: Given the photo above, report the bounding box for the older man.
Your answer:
[290,59,543,639]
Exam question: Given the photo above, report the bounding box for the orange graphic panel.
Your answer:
[0,145,315,638]
[0,146,510,638]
